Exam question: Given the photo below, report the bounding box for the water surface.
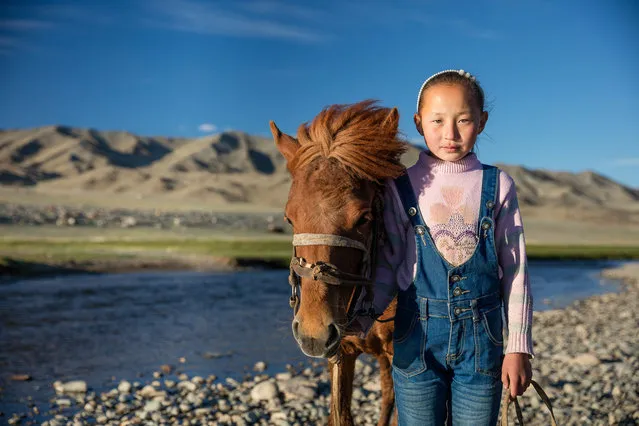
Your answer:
[0,260,624,418]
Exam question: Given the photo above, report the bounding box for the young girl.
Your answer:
[366,69,533,425]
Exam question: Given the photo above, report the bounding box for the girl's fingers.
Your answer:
[510,373,524,397]
[510,380,519,398]
[502,372,509,391]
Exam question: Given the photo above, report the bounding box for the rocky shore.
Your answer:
[519,262,639,425]
[0,202,287,233]
[4,263,638,426]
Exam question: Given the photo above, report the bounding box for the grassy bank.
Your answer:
[0,237,292,277]
[0,226,295,276]
[2,233,639,277]
[0,238,293,261]
[1,225,638,278]
[526,245,639,260]
[3,239,639,261]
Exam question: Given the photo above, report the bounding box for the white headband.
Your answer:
[415,69,483,112]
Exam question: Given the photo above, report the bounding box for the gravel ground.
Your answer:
[0,202,287,233]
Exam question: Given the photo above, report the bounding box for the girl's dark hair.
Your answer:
[416,70,485,113]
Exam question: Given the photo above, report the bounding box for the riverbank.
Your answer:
[2,225,639,281]
[3,262,638,426]
[3,244,639,281]
[0,225,292,280]
[518,262,639,425]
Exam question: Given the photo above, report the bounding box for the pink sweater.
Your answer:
[362,151,533,356]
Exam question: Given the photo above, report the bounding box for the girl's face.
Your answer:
[414,83,488,162]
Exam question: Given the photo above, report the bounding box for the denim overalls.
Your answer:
[391,165,504,426]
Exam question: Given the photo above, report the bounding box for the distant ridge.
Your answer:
[1,126,637,221]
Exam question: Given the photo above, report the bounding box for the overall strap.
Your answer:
[477,165,499,229]
[393,172,426,229]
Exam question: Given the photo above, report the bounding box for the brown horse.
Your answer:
[269,100,406,426]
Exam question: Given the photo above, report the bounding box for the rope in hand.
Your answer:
[500,380,558,426]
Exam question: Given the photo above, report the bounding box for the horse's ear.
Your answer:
[382,107,400,135]
[270,120,299,164]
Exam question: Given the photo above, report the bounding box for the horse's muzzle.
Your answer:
[292,320,341,358]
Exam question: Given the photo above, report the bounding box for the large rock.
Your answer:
[250,380,279,402]
[278,377,317,401]
[570,353,601,367]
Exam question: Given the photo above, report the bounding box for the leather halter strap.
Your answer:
[290,258,372,286]
[287,195,383,325]
[292,234,368,252]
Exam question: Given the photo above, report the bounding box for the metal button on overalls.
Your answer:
[452,287,462,297]
[408,207,417,216]
[486,200,495,209]
[453,307,462,315]
[482,222,491,230]
[451,275,461,283]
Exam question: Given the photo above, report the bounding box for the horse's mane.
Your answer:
[290,100,407,182]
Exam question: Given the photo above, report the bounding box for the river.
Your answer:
[0,260,625,419]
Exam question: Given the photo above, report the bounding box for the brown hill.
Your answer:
[1,126,638,222]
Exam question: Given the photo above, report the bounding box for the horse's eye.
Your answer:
[354,213,372,228]
[284,216,293,226]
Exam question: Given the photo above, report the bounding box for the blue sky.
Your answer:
[1,0,638,187]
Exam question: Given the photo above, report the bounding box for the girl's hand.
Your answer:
[501,353,532,398]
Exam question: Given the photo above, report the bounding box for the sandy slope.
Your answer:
[1,125,638,227]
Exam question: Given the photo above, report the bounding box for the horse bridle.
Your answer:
[287,194,384,336]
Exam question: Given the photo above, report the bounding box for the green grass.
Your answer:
[0,238,291,258]
[526,245,639,260]
[1,234,638,271]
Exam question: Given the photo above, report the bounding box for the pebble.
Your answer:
[117,380,132,393]
[53,380,87,394]
[570,353,601,367]
[218,399,231,413]
[251,380,279,402]
[143,400,162,412]
[178,380,197,392]
[10,374,32,381]
[55,398,72,406]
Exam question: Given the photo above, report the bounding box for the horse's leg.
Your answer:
[328,352,359,426]
[376,353,396,426]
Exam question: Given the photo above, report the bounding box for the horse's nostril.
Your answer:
[326,323,340,348]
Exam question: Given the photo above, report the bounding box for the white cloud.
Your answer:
[198,123,217,133]
[449,19,500,40]
[0,19,57,31]
[0,36,20,48]
[612,158,639,166]
[239,1,325,21]
[144,0,326,43]
[31,4,115,26]
[408,15,500,40]
[0,19,56,55]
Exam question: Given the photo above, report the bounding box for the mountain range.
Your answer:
[1,125,638,223]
